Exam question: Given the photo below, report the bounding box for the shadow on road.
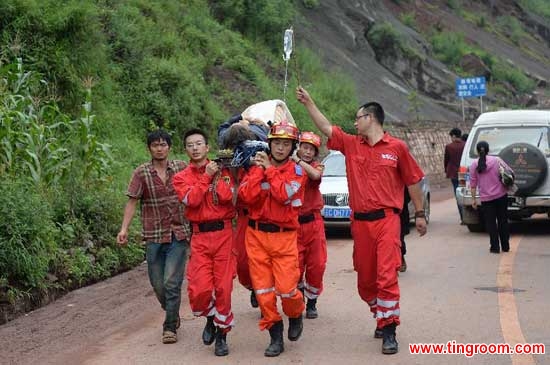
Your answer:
[325,227,351,239]
[509,216,550,235]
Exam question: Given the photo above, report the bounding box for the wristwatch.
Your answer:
[414,210,426,219]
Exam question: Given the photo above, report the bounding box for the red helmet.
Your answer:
[299,131,321,148]
[267,121,299,141]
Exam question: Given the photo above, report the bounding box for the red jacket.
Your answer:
[173,161,236,222]
[299,160,324,215]
[327,127,424,212]
[238,159,306,229]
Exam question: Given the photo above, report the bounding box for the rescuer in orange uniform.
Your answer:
[173,128,236,357]
[297,86,427,355]
[217,120,260,309]
[292,131,327,319]
[238,121,306,357]
[234,169,258,307]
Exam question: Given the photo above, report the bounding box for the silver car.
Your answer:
[319,150,430,229]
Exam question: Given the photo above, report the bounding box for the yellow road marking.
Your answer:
[497,235,537,365]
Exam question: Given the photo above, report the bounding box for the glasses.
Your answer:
[354,114,370,122]
[185,141,205,149]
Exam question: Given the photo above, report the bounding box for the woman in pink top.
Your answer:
[469,141,512,253]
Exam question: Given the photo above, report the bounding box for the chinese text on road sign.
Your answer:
[456,76,486,98]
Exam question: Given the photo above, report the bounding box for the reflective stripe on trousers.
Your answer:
[297,213,327,300]
[351,214,401,328]
[187,226,236,330]
[245,226,304,331]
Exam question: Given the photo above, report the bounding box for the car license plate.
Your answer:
[323,207,351,218]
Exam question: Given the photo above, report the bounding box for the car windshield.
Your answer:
[469,126,550,157]
[323,153,346,176]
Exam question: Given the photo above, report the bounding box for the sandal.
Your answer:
[162,330,177,344]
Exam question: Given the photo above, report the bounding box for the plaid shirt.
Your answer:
[127,160,190,243]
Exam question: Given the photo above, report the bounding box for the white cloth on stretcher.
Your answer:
[241,99,296,127]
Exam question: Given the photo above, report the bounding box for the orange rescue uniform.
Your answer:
[238,160,306,330]
[173,161,236,331]
[234,169,253,290]
[297,160,327,299]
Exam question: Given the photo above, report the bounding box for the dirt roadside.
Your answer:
[0,264,172,364]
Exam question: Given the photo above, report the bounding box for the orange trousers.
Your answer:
[245,227,304,330]
[235,213,252,289]
[187,225,236,330]
[297,213,327,299]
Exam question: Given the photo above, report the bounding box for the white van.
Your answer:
[455,110,550,232]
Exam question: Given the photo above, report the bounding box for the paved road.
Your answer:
[1,197,548,365]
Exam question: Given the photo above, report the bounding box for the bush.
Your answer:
[400,12,417,29]
[117,243,145,270]
[0,1,108,114]
[209,0,296,51]
[302,0,320,9]
[368,22,421,63]
[430,31,470,67]
[496,16,524,45]
[477,15,486,28]
[446,0,461,11]
[367,22,403,60]
[0,180,59,290]
[519,0,550,22]
[492,60,535,94]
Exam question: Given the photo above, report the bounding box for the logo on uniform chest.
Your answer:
[381,153,398,161]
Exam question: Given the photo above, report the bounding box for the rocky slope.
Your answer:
[296,0,550,122]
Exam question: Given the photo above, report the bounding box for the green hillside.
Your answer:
[0,0,358,314]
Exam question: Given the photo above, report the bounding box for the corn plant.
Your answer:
[0,58,112,187]
[70,85,112,183]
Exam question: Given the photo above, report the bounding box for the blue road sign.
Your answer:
[456,76,486,98]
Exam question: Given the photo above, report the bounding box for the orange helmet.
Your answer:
[267,121,299,141]
[299,131,321,148]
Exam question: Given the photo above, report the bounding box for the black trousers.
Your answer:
[481,194,510,252]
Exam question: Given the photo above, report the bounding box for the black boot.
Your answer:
[214,330,229,356]
[264,320,284,357]
[288,315,303,341]
[306,298,318,319]
[202,316,216,345]
[381,323,398,354]
[374,327,384,339]
[250,290,259,308]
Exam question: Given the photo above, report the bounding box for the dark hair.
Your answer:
[222,124,255,149]
[183,128,208,146]
[147,129,172,147]
[476,141,489,173]
[358,102,385,125]
[461,133,468,142]
[449,128,462,138]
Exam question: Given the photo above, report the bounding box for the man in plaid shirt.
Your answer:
[117,130,190,345]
